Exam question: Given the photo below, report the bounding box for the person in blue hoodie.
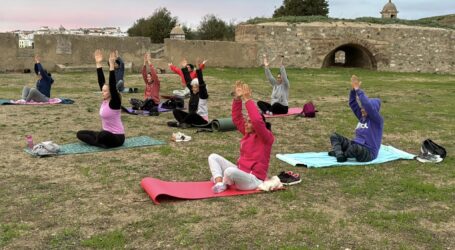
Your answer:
[22,55,54,102]
[329,75,383,162]
[113,50,125,92]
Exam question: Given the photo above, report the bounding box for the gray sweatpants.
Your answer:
[22,87,49,102]
[116,80,124,92]
[208,153,263,190]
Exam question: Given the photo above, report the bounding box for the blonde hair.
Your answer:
[351,75,359,82]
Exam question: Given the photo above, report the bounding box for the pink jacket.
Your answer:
[232,99,274,180]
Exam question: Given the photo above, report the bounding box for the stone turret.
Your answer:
[170,25,185,40]
[381,0,398,19]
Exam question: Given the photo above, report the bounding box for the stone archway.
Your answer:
[322,43,377,70]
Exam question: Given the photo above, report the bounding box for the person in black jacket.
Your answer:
[168,64,209,128]
[22,55,54,102]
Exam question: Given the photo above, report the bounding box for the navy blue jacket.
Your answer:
[34,63,54,98]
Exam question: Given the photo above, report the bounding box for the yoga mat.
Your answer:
[211,118,236,132]
[276,145,415,168]
[25,136,165,156]
[264,107,303,118]
[0,98,74,105]
[141,177,262,204]
[122,103,173,115]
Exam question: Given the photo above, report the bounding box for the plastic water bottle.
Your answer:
[26,135,34,149]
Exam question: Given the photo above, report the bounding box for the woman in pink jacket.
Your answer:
[208,81,275,193]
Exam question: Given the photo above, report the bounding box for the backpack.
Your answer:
[421,139,446,158]
[300,102,317,118]
[416,139,447,163]
[31,141,60,156]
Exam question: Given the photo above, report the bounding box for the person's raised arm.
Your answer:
[94,49,105,91]
[196,69,208,99]
[263,54,276,86]
[279,56,290,87]
[142,53,148,83]
[232,81,246,135]
[108,51,121,109]
[243,85,274,144]
[355,84,382,123]
[34,55,51,83]
[147,53,159,85]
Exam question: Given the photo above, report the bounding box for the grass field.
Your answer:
[0,67,454,249]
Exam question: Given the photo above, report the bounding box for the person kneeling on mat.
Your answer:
[22,55,54,102]
[168,63,209,128]
[329,75,383,162]
[257,54,290,115]
[209,81,275,193]
[76,50,125,148]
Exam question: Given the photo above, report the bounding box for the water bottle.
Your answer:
[26,135,34,149]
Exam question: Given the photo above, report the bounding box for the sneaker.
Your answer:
[416,153,443,163]
[172,132,191,142]
[133,88,139,93]
[336,155,347,162]
[277,171,302,186]
[167,121,179,127]
[212,182,227,193]
[328,151,336,157]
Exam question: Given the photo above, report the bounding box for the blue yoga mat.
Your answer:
[25,136,165,156]
[276,145,415,168]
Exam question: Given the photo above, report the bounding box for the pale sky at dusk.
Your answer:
[0,0,454,32]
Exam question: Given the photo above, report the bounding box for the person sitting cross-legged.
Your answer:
[329,75,384,162]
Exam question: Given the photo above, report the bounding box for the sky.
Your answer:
[0,0,454,32]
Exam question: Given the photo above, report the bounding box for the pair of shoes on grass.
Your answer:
[171,132,191,142]
[277,171,302,186]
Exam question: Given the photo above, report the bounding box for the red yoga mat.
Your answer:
[141,177,262,204]
[264,107,303,118]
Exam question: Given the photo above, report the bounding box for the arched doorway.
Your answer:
[322,43,377,70]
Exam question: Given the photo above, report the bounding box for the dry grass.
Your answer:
[0,67,454,249]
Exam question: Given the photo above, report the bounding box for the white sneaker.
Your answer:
[172,132,192,142]
[212,182,227,193]
[416,153,443,163]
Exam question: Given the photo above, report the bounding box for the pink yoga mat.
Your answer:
[141,177,262,204]
[264,107,303,118]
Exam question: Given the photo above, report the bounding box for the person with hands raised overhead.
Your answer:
[257,54,290,115]
[21,55,54,102]
[208,81,275,193]
[113,50,125,92]
[76,50,125,148]
[329,75,384,162]
[168,58,207,97]
[129,53,161,113]
[168,62,209,128]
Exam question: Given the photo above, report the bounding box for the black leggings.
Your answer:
[173,109,208,126]
[329,132,373,162]
[76,130,125,148]
[257,101,288,114]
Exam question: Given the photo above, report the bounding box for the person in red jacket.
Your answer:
[208,81,275,193]
[128,53,161,114]
[168,58,206,97]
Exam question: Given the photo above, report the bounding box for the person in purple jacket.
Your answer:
[329,75,383,162]
[21,55,54,102]
[76,50,125,148]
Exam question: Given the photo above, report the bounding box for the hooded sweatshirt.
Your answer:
[34,63,54,98]
[349,89,383,159]
[142,64,160,104]
[114,57,125,83]
[232,99,275,181]
[264,65,290,107]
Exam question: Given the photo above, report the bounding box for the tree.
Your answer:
[273,0,329,17]
[197,15,235,41]
[127,8,177,43]
[181,25,199,40]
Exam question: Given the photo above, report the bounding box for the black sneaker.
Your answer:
[328,151,336,157]
[336,155,347,162]
[167,121,179,127]
[277,171,302,186]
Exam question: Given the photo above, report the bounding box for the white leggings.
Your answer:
[208,153,262,190]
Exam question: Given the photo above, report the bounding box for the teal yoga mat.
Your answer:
[211,118,236,132]
[276,145,415,168]
[25,136,165,156]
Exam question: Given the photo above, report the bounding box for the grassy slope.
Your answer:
[0,67,454,249]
